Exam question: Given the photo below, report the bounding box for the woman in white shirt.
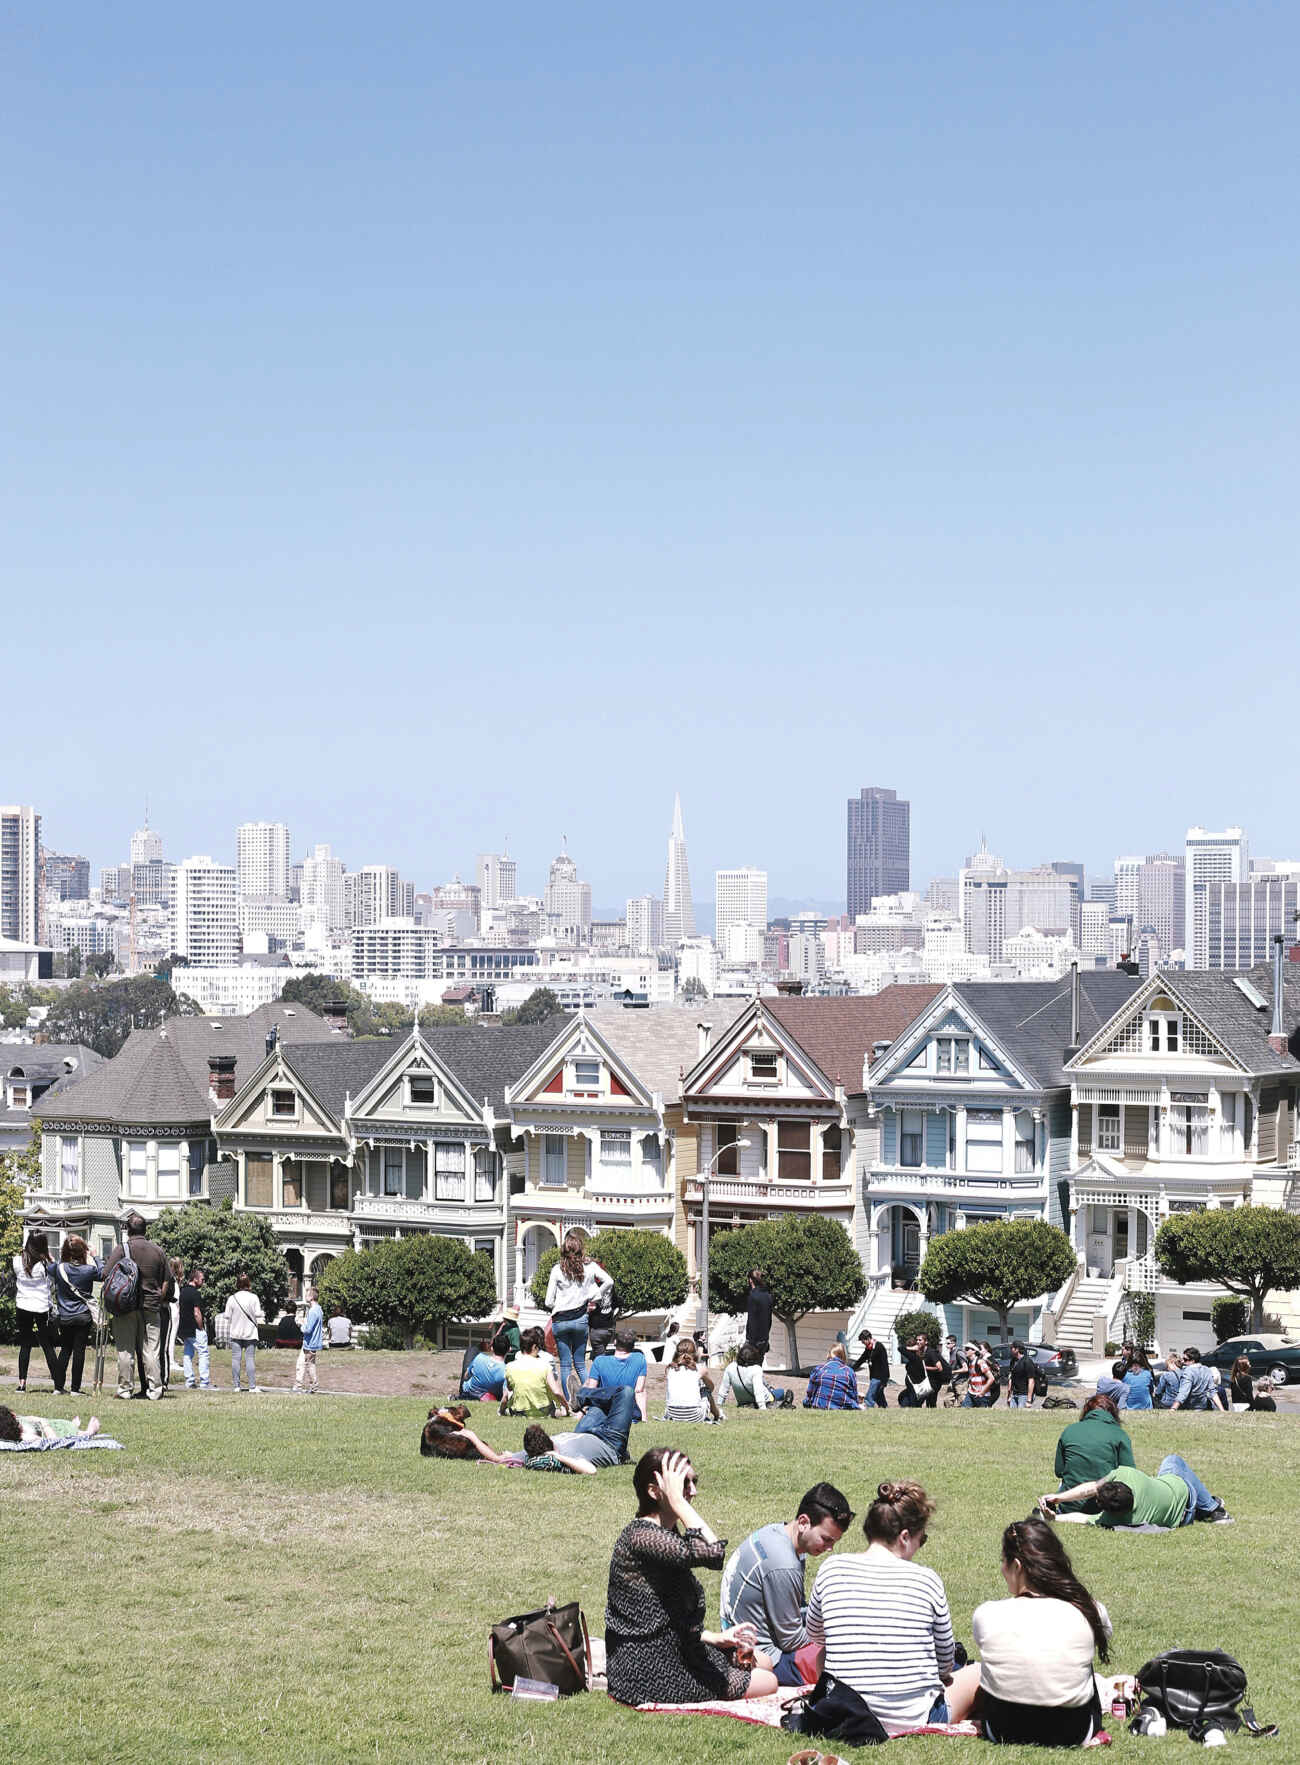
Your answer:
[663,1337,723,1422]
[544,1232,613,1401]
[222,1274,266,1393]
[805,1481,981,1734]
[972,1515,1111,1747]
[13,1231,63,1393]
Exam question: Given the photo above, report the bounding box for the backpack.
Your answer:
[101,1248,141,1316]
[782,1671,889,1747]
[1134,1649,1274,1741]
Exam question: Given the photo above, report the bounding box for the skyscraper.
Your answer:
[130,825,164,867]
[662,794,695,947]
[626,894,664,955]
[301,844,346,936]
[544,850,592,932]
[237,821,291,901]
[846,787,910,917]
[715,867,768,940]
[0,806,42,943]
[1185,827,1248,968]
[477,853,518,910]
[172,856,238,966]
[1114,853,1186,961]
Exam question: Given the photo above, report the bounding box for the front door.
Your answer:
[1087,1206,1112,1277]
[1113,1210,1129,1263]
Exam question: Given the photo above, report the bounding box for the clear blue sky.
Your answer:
[5,5,1298,907]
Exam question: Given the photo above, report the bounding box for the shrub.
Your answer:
[1212,1295,1250,1343]
[894,1308,942,1352]
[1124,1290,1156,1348]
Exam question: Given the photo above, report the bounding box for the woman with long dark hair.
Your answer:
[605,1447,778,1706]
[51,1234,103,1395]
[544,1230,612,1402]
[972,1516,1111,1747]
[12,1230,62,1393]
[1121,1346,1154,1410]
[1229,1356,1258,1411]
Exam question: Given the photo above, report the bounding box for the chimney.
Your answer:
[208,1053,237,1103]
[265,1024,279,1057]
[322,998,351,1037]
[697,1021,713,1058]
[1268,935,1288,1056]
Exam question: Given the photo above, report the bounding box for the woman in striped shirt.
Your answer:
[805,1480,981,1734]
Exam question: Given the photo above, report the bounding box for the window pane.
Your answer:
[715,1123,738,1176]
[246,1157,273,1208]
[282,1161,302,1207]
[331,1165,351,1211]
[306,1162,328,1211]
[157,1146,181,1198]
[573,1060,600,1090]
[384,1148,404,1195]
[127,1143,148,1197]
[474,1148,496,1201]
[61,1137,80,1190]
[406,1146,426,1201]
[542,1134,567,1186]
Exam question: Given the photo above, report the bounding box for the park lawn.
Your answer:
[1,1396,1295,1765]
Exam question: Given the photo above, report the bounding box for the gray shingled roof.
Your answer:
[953,972,1143,1089]
[282,1020,563,1119]
[3,1044,104,1088]
[280,1039,401,1118]
[1157,964,1300,1074]
[585,1003,746,1103]
[39,1002,339,1128]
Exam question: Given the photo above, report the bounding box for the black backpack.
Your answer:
[101,1248,141,1316]
[1134,1649,1274,1740]
[782,1671,888,1747]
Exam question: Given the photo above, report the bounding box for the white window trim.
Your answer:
[268,1086,301,1123]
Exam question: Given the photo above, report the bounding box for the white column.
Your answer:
[811,1121,824,1187]
[1001,1107,1014,1173]
[764,1121,778,1186]
[956,1106,968,1172]
[273,1152,284,1209]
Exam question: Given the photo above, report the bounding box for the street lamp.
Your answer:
[698,1138,753,1341]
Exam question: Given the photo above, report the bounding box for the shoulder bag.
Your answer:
[489,1599,590,1696]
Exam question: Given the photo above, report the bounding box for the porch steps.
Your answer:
[1053,1278,1112,1353]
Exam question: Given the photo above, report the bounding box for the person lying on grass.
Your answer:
[0,1405,101,1443]
[1040,1452,1231,1528]
[418,1386,638,1469]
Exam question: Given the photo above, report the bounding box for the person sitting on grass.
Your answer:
[1121,1347,1155,1410]
[605,1447,780,1707]
[717,1341,792,1411]
[1152,1352,1182,1409]
[0,1406,101,1443]
[580,1326,648,1421]
[719,1482,853,1685]
[459,1336,507,1402]
[972,1516,1111,1748]
[663,1337,724,1423]
[802,1342,861,1411]
[1040,1451,1231,1528]
[1169,1345,1228,1412]
[1051,1393,1135,1514]
[501,1326,569,1417]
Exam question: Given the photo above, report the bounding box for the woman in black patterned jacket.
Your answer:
[605,1448,779,1706]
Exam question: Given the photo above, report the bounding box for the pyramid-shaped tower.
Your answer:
[662,792,696,947]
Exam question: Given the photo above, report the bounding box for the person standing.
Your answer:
[159,1256,185,1391]
[962,1345,997,1408]
[852,1330,891,1408]
[51,1235,102,1396]
[223,1273,265,1393]
[745,1269,775,1359]
[1007,1343,1044,1410]
[178,1267,212,1390]
[544,1232,613,1401]
[293,1286,323,1394]
[103,1213,172,1401]
[899,1333,940,1408]
[12,1231,63,1393]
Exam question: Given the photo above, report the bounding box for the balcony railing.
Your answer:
[351,1194,505,1224]
[868,1166,1044,1194]
[268,1210,353,1235]
[682,1177,852,1208]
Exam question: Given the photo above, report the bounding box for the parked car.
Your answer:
[1200,1335,1300,1386]
[986,1344,1078,1384]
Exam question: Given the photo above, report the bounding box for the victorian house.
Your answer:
[503,1004,741,1303]
[849,972,1139,1347]
[2,1043,103,1154]
[1058,950,1300,1351]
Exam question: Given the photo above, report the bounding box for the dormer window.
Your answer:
[11,1084,27,1108]
[270,1088,297,1119]
[408,1072,437,1105]
[936,1037,970,1074]
[1146,996,1181,1054]
[748,1049,779,1084]
[572,1059,601,1093]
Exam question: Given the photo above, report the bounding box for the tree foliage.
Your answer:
[149,1198,290,1320]
[316,1234,497,1349]
[502,988,563,1026]
[894,1307,942,1352]
[680,976,709,1001]
[1155,1205,1300,1328]
[706,1213,866,1368]
[527,1229,688,1315]
[1211,1295,1251,1343]
[919,1220,1076,1343]
[279,972,414,1040]
[42,974,199,1059]
[64,945,82,979]
[0,1120,42,1339]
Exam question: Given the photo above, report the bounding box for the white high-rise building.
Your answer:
[477,853,518,912]
[1185,826,1248,968]
[172,856,238,967]
[662,793,695,947]
[0,805,42,945]
[544,850,592,932]
[129,825,163,867]
[237,821,291,902]
[714,867,767,941]
[345,865,410,929]
[300,844,346,937]
[1079,899,1111,959]
[625,894,664,955]
[1115,852,1186,961]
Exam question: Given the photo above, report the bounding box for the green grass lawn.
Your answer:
[1,1393,1295,1764]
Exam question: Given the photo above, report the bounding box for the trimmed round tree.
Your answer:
[919,1219,1076,1346]
[150,1198,290,1320]
[894,1308,942,1353]
[706,1213,866,1370]
[527,1229,688,1319]
[1155,1205,1300,1330]
[318,1234,497,1349]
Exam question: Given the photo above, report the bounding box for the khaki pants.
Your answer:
[114,1309,163,1399]
[294,1346,318,1391]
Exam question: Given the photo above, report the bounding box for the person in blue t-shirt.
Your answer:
[293,1287,325,1394]
[579,1328,648,1421]
[461,1338,507,1400]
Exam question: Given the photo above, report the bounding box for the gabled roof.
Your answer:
[4,1044,104,1089]
[583,1004,746,1104]
[38,1002,339,1128]
[1079,963,1300,1075]
[764,986,944,1087]
[279,1040,398,1121]
[952,972,1142,1089]
[283,1021,561,1118]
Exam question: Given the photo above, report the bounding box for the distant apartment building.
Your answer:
[238,897,303,947]
[44,852,90,901]
[846,787,910,918]
[1087,875,1118,908]
[476,853,517,912]
[300,844,346,938]
[345,865,413,929]
[237,821,291,902]
[172,856,238,967]
[100,865,132,905]
[1114,853,1186,961]
[352,923,445,982]
[422,877,481,939]
[1192,875,1300,970]
[714,867,767,941]
[625,894,664,955]
[1185,826,1248,968]
[1,806,42,944]
[960,846,1078,961]
[854,893,925,954]
[1079,899,1111,959]
[131,858,176,909]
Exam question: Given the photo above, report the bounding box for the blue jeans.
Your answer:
[574,1384,636,1459]
[963,1393,992,1408]
[1158,1452,1218,1524]
[551,1315,589,1390]
[864,1378,887,1408]
[183,1331,211,1388]
[1009,1394,1031,1408]
[231,1342,257,1391]
[767,1386,788,1405]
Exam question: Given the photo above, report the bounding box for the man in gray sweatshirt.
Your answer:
[719,1482,853,1684]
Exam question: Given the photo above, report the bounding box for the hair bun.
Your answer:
[877,1481,899,1502]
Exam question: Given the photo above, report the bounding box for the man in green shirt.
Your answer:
[1041,1452,1230,1529]
[1051,1393,1136,1513]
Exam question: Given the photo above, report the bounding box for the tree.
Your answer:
[680,976,709,1002]
[0,987,30,1031]
[706,1213,866,1369]
[919,1220,1077,1345]
[86,951,115,979]
[527,1229,688,1316]
[149,1198,290,1321]
[317,1235,497,1349]
[1211,1295,1250,1343]
[505,988,563,1026]
[64,945,82,980]
[1155,1205,1300,1329]
[42,974,199,1059]
[280,973,413,1040]
[894,1308,941,1353]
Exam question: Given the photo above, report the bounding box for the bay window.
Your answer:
[434,1143,466,1200]
[245,1156,273,1209]
[156,1144,181,1199]
[542,1134,568,1187]
[777,1120,811,1181]
[601,1130,631,1174]
[383,1147,405,1196]
[60,1136,81,1192]
[965,1109,1003,1174]
[126,1141,148,1198]
[474,1148,497,1202]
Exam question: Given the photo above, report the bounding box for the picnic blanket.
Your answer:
[0,1435,125,1453]
[623,1690,983,1738]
